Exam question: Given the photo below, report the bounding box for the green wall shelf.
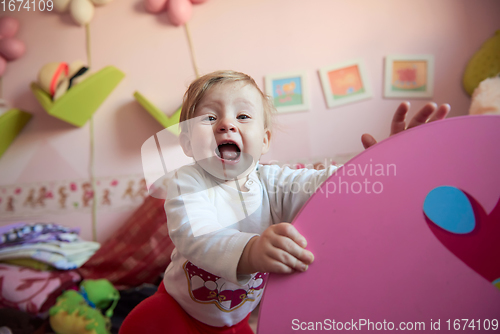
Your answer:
[133,91,181,136]
[0,108,32,159]
[30,66,125,127]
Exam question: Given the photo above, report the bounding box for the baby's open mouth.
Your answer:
[216,141,241,161]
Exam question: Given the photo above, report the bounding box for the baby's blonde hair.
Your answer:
[180,70,274,132]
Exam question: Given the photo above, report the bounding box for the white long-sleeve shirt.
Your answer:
[163,162,336,327]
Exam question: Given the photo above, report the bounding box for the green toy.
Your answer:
[49,290,110,334]
[80,279,120,318]
[463,30,500,96]
[49,279,119,334]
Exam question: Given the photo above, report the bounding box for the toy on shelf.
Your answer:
[0,106,32,159]
[463,30,500,96]
[31,65,125,127]
[133,91,181,136]
[37,61,92,101]
[49,279,119,334]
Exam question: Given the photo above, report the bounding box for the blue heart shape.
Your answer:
[423,186,475,234]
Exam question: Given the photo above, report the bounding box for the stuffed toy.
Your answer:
[49,290,109,334]
[49,279,119,334]
[469,76,500,115]
[463,30,500,96]
[79,279,120,318]
[37,60,91,101]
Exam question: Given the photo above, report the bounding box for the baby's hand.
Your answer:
[237,223,314,275]
[361,102,451,149]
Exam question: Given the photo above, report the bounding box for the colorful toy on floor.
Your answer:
[79,279,120,318]
[49,279,119,334]
[258,116,500,333]
[49,290,109,334]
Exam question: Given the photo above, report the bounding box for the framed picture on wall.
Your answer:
[265,71,309,113]
[384,54,434,98]
[318,59,372,108]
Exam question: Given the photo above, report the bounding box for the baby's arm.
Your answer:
[237,223,314,274]
[236,165,336,275]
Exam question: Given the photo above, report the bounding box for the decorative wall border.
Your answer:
[0,174,148,219]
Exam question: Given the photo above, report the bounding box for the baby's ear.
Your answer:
[180,132,194,157]
[261,129,271,155]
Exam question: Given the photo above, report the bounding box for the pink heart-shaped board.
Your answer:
[258,115,500,333]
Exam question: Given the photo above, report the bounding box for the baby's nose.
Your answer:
[217,118,236,132]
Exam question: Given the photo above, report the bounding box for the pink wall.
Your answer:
[0,0,499,242]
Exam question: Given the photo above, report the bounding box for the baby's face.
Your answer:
[180,81,271,180]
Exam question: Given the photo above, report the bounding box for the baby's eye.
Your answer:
[237,114,250,120]
[202,115,216,122]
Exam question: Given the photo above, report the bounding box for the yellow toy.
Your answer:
[49,279,119,334]
[49,290,110,334]
[463,30,500,96]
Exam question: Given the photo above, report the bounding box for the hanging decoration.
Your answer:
[0,16,26,78]
[135,0,207,130]
[143,0,210,26]
[53,0,113,26]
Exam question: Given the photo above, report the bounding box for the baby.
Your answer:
[120,70,450,334]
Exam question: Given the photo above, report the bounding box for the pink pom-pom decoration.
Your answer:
[0,56,6,77]
[144,0,168,13]
[0,38,26,61]
[167,0,192,26]
[0,17,20,39]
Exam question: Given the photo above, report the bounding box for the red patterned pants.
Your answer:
[119,283,254,334]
